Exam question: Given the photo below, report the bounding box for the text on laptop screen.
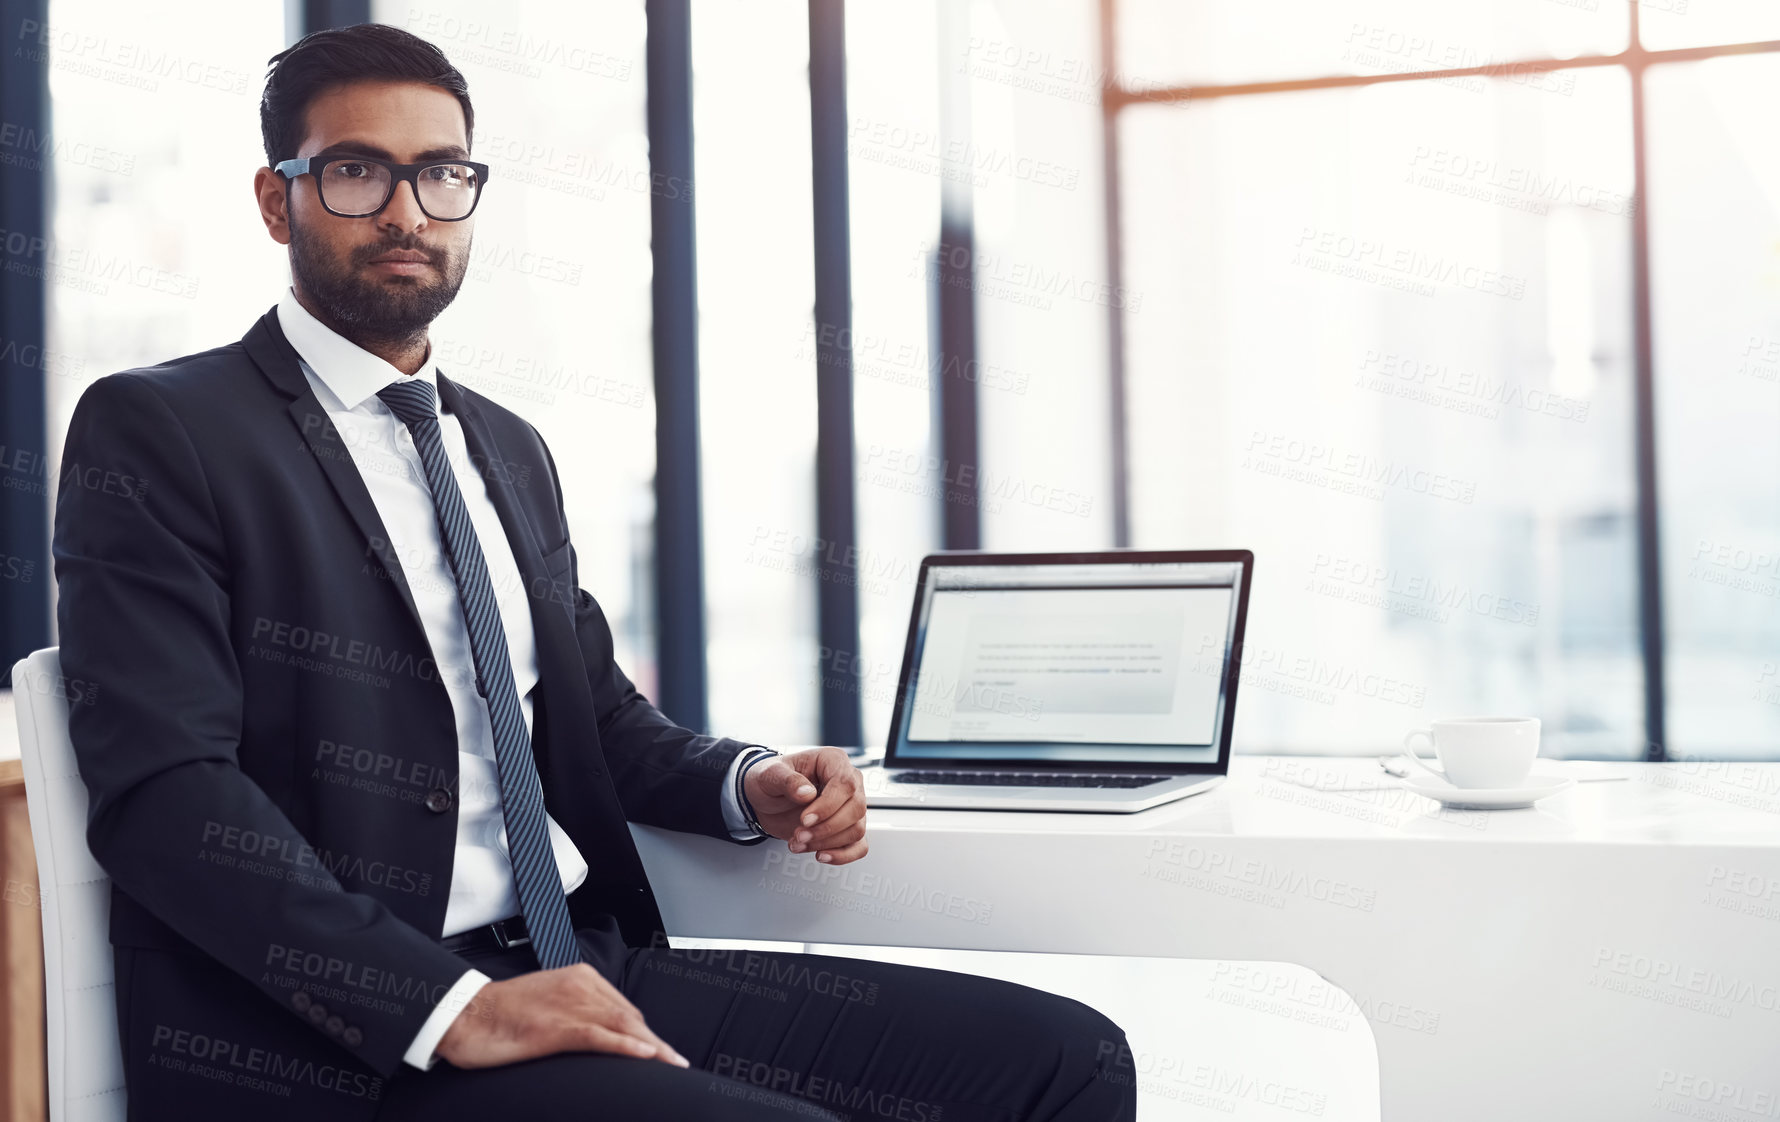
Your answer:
[892,561,1242,764]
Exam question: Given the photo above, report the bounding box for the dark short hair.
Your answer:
[259,23,474,168]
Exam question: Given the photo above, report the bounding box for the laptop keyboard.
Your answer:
[891,770,1172,789]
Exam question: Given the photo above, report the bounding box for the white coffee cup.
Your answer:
[1400,717,1541,789]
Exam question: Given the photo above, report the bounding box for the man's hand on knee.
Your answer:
[435,963,691,1070]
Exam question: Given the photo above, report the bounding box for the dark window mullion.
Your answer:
[808,0,863,748]
[0,0,51,674]
[300,0,369,35]
[646,0,709,731]
[934,0,979,551]
[1100,0,1131,548]
[1625,8,1668,760]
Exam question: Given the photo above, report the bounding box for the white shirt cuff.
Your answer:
[402,968,493,1070]
[721,746,776,840]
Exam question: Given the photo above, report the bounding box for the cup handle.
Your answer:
[1400,728,1447,780]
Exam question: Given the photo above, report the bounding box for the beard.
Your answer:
[287,207,469,353]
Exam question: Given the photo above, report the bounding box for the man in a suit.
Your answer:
[51,22,1136,1122]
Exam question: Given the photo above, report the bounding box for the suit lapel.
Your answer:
[246,307,575,734]
[436,371,593,792]
[435,371,580,689]
[243,308,432,639]
[285,392,433,635]
[435,372,544,566]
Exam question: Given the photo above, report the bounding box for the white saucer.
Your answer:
[1401,775,1575,810]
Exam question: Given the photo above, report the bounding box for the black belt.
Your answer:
[439,915,531,955]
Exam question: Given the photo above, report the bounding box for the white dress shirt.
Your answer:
[276,286,772,1069]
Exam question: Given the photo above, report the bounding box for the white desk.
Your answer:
[632,756,1780,1122]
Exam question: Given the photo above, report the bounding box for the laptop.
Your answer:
[862,549,1253,813]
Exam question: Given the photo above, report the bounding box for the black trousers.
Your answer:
[376,919,1138,1121]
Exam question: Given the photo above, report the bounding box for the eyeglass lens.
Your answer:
[318,160,480,219]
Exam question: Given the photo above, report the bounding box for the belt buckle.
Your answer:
[492,918,530,950]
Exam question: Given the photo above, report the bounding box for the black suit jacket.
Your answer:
[51,306,767,1121]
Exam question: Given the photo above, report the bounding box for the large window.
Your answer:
[955,0,1114,556]
[28,1,1780,763]
[44,0,288,625]
[1646,55,1780,760]
[42,0,663,694]
[1119,61,1641,758]
[843,0,1118,748]
[370,0,660,686]
[844,0,944,748]
[1107,0,1780,758]
[691,0,821,744]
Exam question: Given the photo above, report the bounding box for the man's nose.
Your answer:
[376,179,428,234]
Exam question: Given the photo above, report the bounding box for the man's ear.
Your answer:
[254,166,292,246]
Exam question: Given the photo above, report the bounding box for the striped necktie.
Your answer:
[376,377,580,969]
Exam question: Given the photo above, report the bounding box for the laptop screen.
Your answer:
[885,554,1249,768]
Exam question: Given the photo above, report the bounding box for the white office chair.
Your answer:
[13,647,127,1122]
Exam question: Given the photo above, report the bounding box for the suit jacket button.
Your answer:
[291,991,312,1012]
[325,1015,344,1035]
[342,1027,363,1047]
[307,1003,328,1025]
[425,787,453,813]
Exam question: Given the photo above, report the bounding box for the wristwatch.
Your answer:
[735,747,778,837]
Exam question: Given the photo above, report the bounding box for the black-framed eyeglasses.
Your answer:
[274,155,491,221]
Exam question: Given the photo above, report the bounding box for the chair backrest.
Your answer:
[13,647,126,1122]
